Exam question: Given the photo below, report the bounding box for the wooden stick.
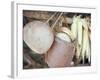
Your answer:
[46,12,57,23]
[51,12,63,29]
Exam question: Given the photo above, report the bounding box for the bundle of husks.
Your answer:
[71,15,91,65]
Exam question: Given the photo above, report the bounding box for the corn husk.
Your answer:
[81,18,91,63]
[77,16,83,47]
[71,16,78,39]
[76,43,81,60]
[71,16,91,64]
[75,16,83,60]
[71,16,83,60]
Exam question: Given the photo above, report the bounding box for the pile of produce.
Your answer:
[23,10,91,69]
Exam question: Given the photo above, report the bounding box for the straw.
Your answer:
[51,12,63,29]
[46,12,57,23]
